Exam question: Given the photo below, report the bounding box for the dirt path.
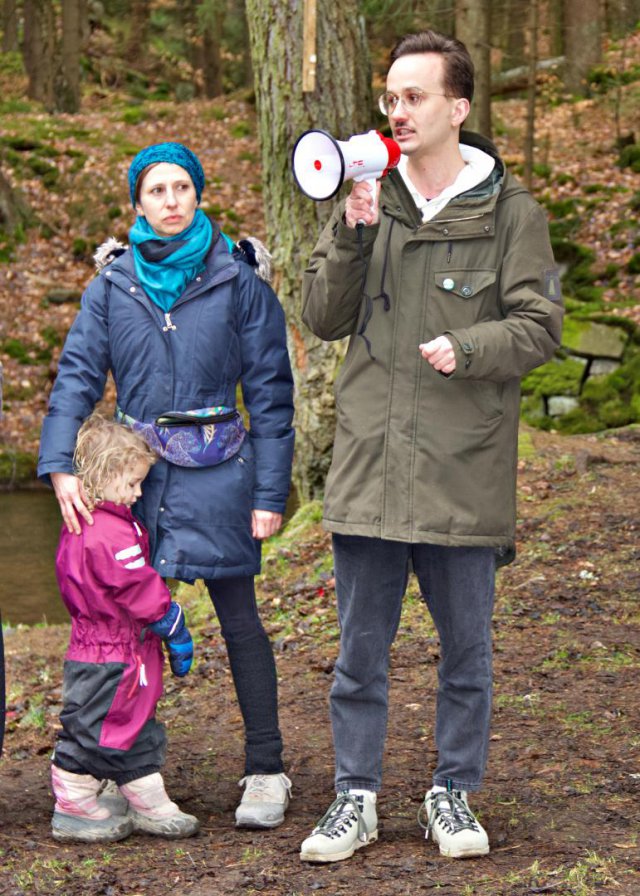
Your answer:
[1,427,639,896]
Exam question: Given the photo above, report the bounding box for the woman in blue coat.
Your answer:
[38,142,295,828]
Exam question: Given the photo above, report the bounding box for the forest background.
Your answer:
[0,0,639,496]
[0,3,639,894]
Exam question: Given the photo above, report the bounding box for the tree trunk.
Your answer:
[202,26,224,98]
[429,1,455,35]
[0,169,33,232]
[125,0,150,65]
[191,0,225,100]
[523,0,540,191]
[246,0,371,502]
[604,0,640,37]
[183,0,203,96]
[548,0,565,58]
[57,0,82,113]
[454,0,492,139]
[499,0,527,71]
[564,0,602,94]
[2,0,18,52]
[232,0,253,89]
[23,0,55,107]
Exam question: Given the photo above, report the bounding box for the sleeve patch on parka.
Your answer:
[544,268,562,303]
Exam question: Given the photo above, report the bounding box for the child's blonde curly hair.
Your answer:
[74,412,157,508]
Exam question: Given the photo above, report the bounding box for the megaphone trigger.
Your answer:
[292,129,401,204]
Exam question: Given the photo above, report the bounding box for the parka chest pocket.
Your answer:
[434,269,497,299]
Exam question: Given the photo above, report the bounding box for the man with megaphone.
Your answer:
[297,30,563,864]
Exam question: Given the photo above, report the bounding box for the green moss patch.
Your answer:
[527,355,640,434]
[0,448,38,486]
[1,337,53,365]
[561,318,628,359]
[522,356,586,399]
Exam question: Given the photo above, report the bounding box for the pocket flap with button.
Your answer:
[435,269,496,298]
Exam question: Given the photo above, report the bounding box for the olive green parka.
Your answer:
[302,132,563,556]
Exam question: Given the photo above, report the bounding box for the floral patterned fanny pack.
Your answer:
[116,406,246,468]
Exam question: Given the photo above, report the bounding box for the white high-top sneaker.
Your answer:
[119,772,199,839]
[51,765,133,843]
[300,790,378,863]
[419,788,489,858]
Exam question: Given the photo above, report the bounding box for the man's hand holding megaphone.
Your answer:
[292,129,401,227]
[344,180,381,229]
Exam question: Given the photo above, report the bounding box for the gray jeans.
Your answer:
[331,535,496,794]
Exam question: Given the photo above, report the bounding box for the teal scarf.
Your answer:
[129,209,213,312]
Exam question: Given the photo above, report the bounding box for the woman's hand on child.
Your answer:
[51,472,94,535]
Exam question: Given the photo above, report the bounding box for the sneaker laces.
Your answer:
[312,792,370,843]
[418,790,481,837]
[238,774,291,801]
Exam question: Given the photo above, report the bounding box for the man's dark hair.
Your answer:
[390,30,474,103]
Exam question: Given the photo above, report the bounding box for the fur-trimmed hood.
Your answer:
[93,233,273,284]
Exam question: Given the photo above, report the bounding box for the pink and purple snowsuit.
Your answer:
[53,501,172,784]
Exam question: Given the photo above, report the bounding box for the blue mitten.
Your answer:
[149,601,193,677]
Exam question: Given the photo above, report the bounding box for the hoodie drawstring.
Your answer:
[356,216,396,361]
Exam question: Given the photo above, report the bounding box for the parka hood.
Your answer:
[380,129,527,230]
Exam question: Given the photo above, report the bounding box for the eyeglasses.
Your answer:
[378,88,448,116]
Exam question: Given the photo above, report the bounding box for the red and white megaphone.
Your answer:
[292,129,401,204]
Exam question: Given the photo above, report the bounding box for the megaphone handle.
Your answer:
[355,176,379,226]
[365,176,378,215]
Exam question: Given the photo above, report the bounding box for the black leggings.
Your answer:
[205,575,268,643]
[205,576,284,775]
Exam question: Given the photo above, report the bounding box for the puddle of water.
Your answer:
[0,489,67,626]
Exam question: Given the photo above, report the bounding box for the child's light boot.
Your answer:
[51,765,133,843]
[119,772,199,838]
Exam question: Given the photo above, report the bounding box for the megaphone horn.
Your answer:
[292,129,401,202]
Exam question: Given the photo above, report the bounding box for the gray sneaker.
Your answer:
[418,788,489,858]
[300,791,378,863]
[235,773,292,828]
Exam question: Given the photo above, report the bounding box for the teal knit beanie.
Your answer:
[128,142,205,207]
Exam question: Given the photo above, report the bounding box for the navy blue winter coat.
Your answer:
[38,232,295,582]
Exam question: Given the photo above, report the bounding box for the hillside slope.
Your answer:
[0,32,639,462]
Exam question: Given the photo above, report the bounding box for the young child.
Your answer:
[50,413,199,843]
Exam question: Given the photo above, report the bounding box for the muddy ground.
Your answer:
[1,427,639,896]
